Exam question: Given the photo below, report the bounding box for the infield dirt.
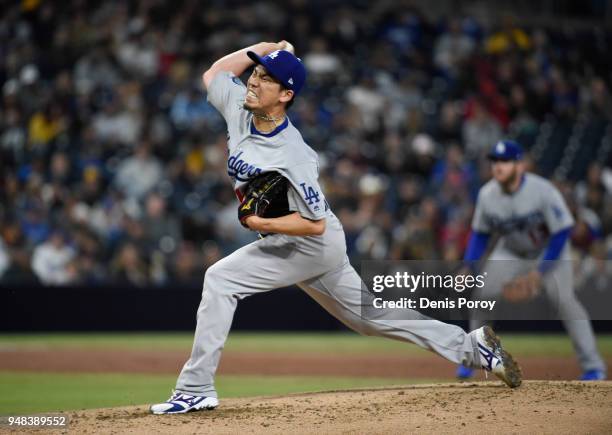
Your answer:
[8,381,611,434]
[1,348,609,379]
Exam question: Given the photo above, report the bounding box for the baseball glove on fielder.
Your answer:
[238,171,291,228]
[502,272,541,303]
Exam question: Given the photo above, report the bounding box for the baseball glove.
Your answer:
[502,272,541,303]
[238,171,290,227]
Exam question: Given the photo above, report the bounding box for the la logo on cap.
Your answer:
[496,142,506,153]
[288,78,293,85]
[268,51,279,59]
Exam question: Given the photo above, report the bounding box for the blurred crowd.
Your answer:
[1,0,611,287]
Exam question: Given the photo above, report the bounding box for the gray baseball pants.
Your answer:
[469,244,606,373]
[175,216,481,397]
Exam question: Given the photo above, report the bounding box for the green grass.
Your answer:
[0,332,195,351]
[0,372,416,415]
[496,334,612,357]
[0,332,611,357]
[1,332,610,414]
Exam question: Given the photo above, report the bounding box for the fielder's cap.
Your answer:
[488,140,523,161]
[246,49,306,95]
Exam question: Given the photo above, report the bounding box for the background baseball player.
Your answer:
[150,41,522,414]
[456,140,607,381]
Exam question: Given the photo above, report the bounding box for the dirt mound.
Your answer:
[23,381,612,434]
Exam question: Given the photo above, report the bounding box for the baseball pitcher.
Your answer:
[150,41,522,414]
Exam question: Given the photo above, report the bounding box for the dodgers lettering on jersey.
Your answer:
[227,151,262,181]
[207,71,329,220]
[487,211,547,236]
[472,173,574,256]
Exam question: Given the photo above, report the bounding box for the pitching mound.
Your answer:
[49,381,612,434]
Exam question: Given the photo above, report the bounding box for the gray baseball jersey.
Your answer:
[171,70,488,399]
[207,71,329,220]
[472,173,574,257]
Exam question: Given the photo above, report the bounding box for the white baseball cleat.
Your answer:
[150,391,219,414]
[475,326,522,388]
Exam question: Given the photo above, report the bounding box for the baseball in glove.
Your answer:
[238,171,290,228]
[502,271,542,303]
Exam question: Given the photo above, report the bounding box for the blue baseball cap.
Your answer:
[487,140,523,161]
[246,49,306,95]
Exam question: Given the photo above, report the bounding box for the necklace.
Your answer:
[252,112,285,131]
[253,112,284,124]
